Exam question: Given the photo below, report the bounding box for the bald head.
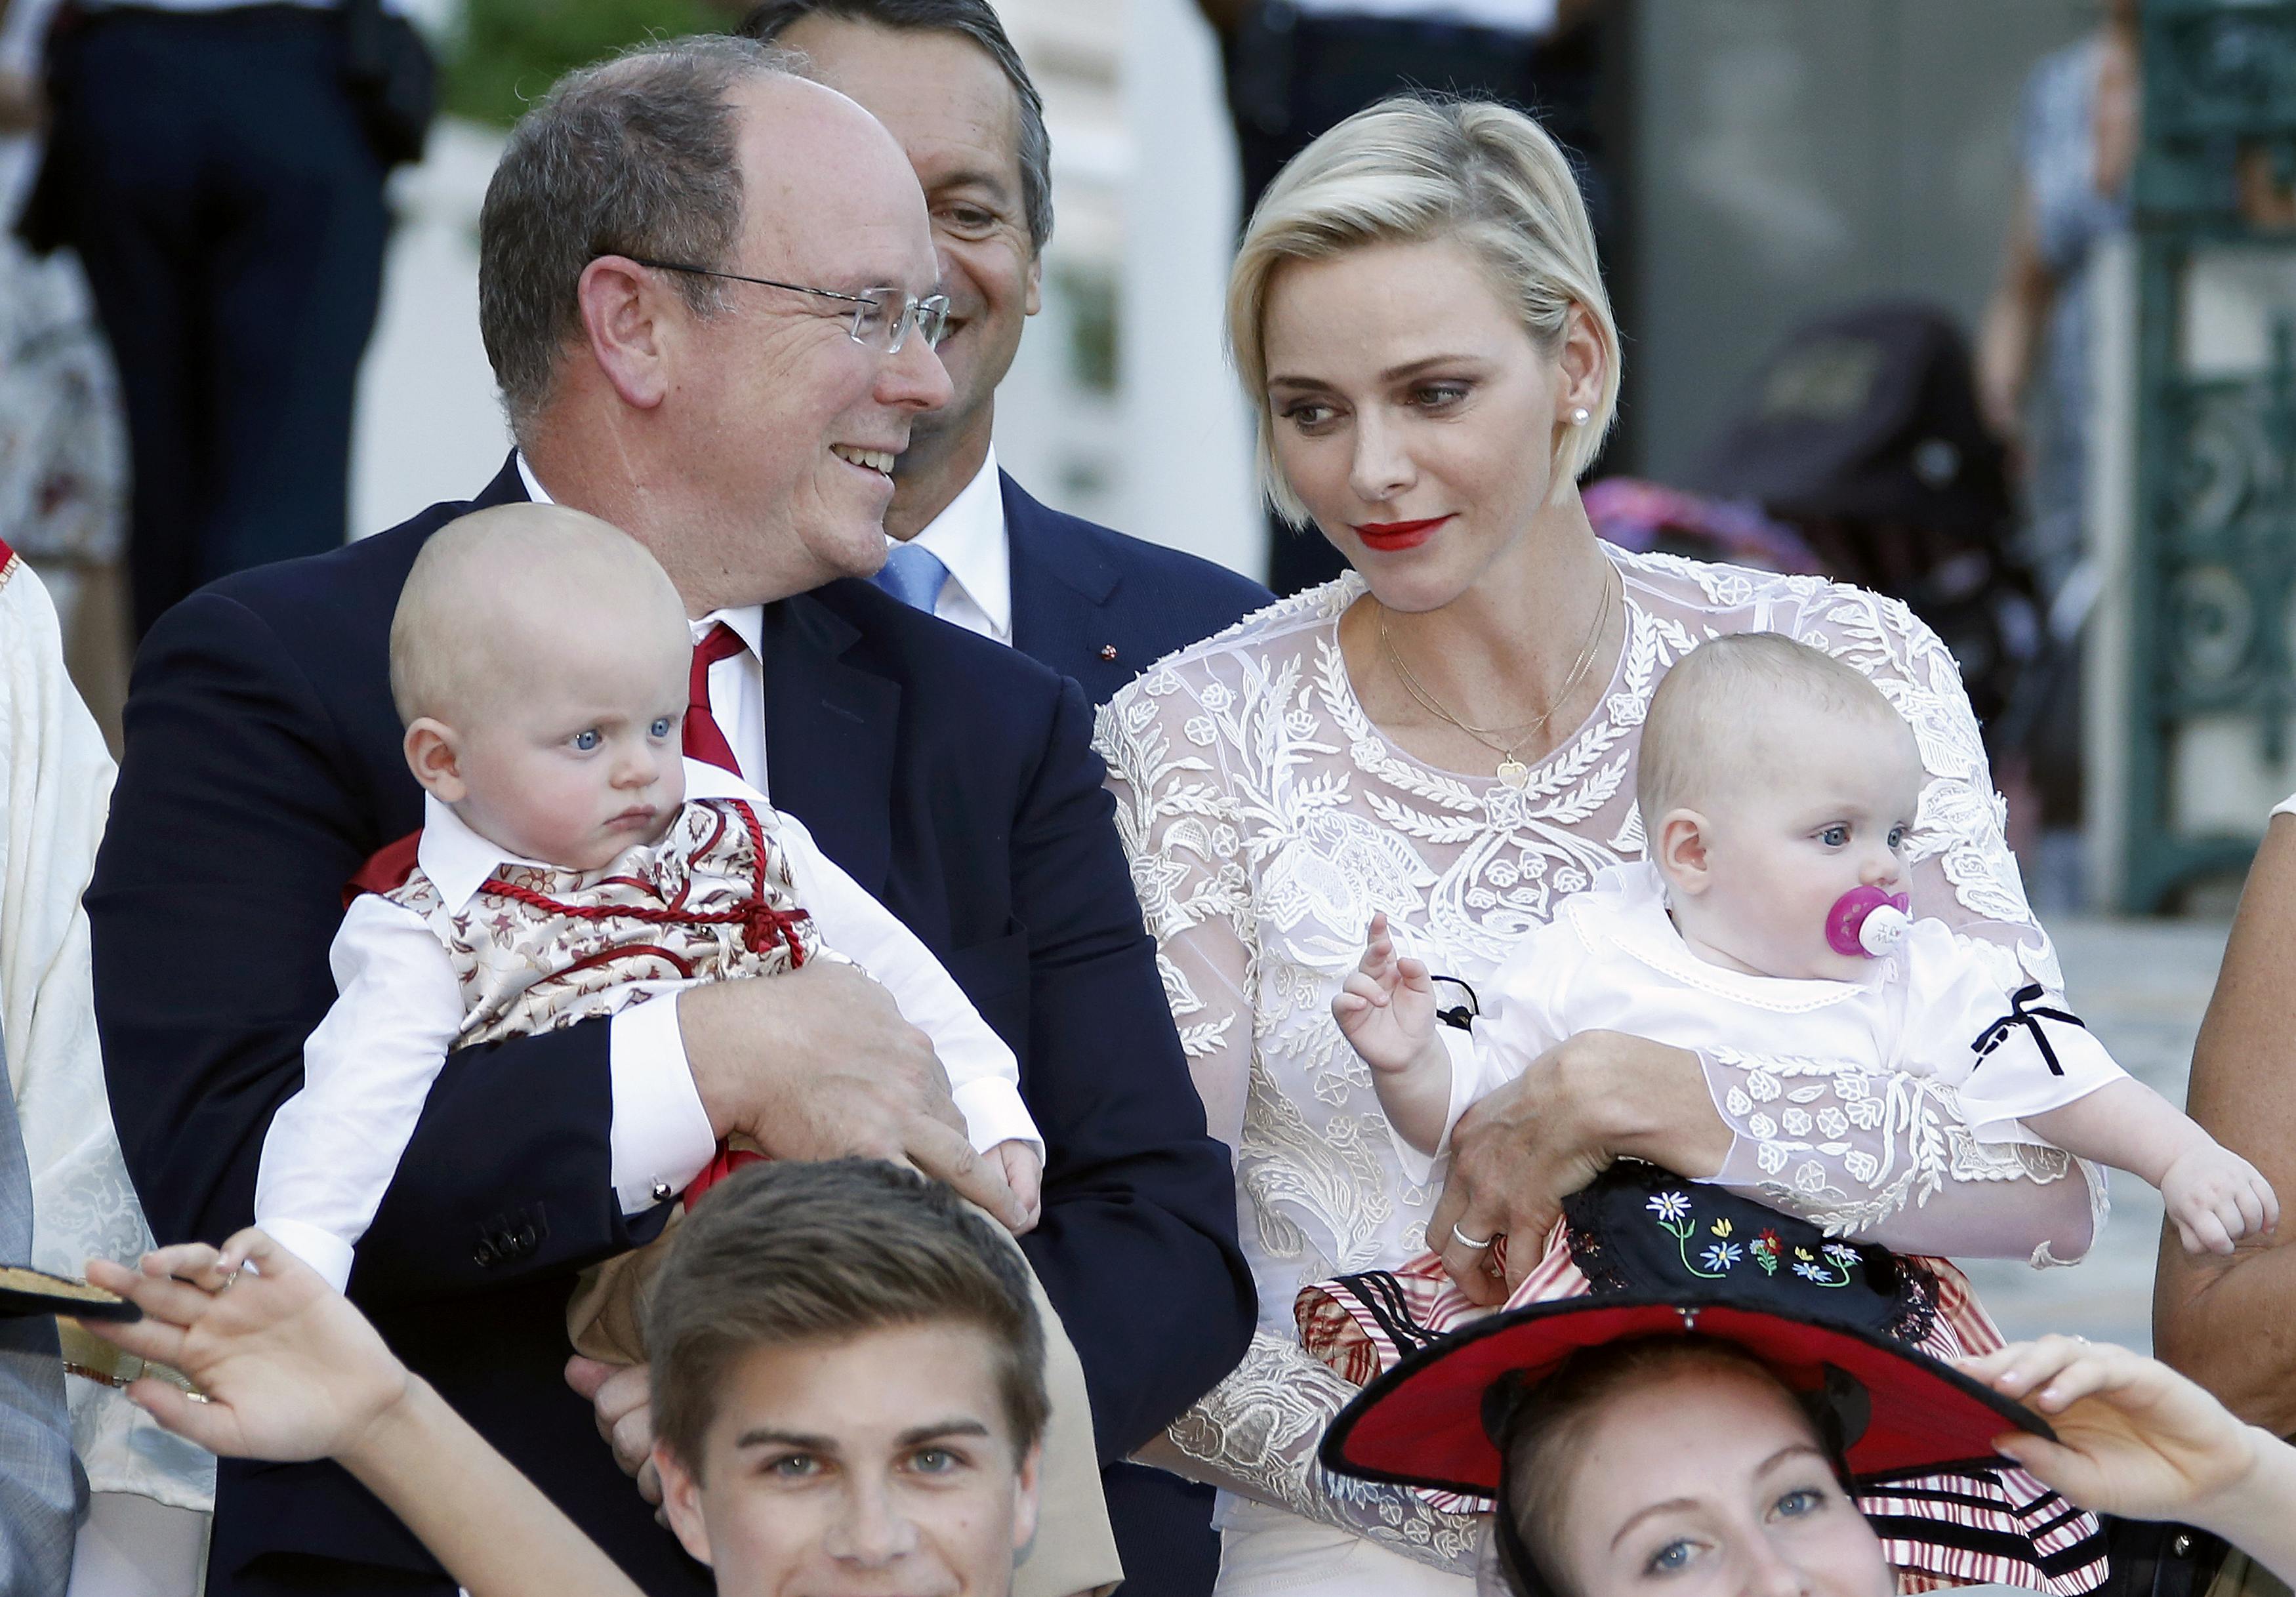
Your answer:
[390,504,689,730]
[1637,632,1912,826]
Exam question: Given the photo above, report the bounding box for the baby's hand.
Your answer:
[989,1141,1042,1236]
[2162,1141,2279,1255]
[1332,913,1441,1075]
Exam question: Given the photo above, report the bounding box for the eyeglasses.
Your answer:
[628,258,951,354]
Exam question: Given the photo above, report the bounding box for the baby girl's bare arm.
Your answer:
[2025,1080,2278,1254]
[2024,1080,2211,1188]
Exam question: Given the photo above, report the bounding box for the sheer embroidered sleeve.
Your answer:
[1097,662,1261,1149]
[1691,582,2104,1261]
[1160,1331,1485,1572]
[1097,658,1484,1570]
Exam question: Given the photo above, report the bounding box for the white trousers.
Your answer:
[1214,1503,1475,1597]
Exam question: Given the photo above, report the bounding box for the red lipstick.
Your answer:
[1355,515,1452,552]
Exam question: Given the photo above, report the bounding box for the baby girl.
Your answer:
[254,505,1042,1358]
[1307,631,2273,1391]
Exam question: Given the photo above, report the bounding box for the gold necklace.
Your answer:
[1378,563,1619,790]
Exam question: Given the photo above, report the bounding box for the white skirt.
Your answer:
[1214,1500,1477,1597]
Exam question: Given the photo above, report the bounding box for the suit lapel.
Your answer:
[1003,473,1120,691]
[758,589,898,897]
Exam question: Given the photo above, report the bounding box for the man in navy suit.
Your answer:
[742,1,1270,709]
[87,38,1252,1596]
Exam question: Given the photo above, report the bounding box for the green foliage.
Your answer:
[443,0,734,129]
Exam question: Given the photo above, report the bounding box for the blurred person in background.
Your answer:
[1194,0,1613,597]
[740,0,1269,712]
[0,534,211,1597]
[20,0,431,641]
[1685,301,2056,894]
[1974,0,2139,912]
[0,0,129,750]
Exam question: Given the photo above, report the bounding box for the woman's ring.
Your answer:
[1450,1227,1496,1251]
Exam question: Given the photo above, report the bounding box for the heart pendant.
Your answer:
[1496,759,1530,790]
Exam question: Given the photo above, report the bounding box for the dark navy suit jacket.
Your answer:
[87,457,1255,1595]
[997,474,1268,1594]
[1002,473,1271,706]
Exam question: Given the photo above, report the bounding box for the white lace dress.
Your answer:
[1096,547,2104,1596]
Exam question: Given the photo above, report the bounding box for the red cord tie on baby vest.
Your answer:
[1970,984,2087,1076]
[473,803,812,961]
[470,799,808,1210]
[476,875,813,959]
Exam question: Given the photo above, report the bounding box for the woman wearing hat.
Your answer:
[1326,1276,2296,1597]
[1097,92,2101,1594]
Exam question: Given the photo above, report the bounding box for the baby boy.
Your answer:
[254,505,1043,1356]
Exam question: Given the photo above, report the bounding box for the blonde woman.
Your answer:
[1099,97,2102,1595]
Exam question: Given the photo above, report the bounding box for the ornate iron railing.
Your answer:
[2121,0,2296,908]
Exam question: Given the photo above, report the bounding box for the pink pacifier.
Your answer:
[1825,885,1912,958]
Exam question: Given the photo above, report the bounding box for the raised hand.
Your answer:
[1332,913,1442,1075]
[82,1230,410,1465]
[1963,1337,2263,1524]
[2161,1143,2280,1255]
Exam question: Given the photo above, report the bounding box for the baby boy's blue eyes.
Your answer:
[650,717,674,739]
[1819,824,1910,849]
[571,729,600,752]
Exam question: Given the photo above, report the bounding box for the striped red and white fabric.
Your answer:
[1297,1228,2110,1595]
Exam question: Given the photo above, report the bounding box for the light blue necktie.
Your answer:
[874,542,949,613]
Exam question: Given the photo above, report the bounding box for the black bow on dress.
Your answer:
[1970,984,2087,1076]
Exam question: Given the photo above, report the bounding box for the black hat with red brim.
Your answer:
[1321,1291,2053,1499]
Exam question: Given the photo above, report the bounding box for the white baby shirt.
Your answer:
[1420,860,2123,1171]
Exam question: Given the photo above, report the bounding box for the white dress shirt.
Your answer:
[1408,860,2123,1183]
[256,759,1040,1291]
[899,446,1012,645]
[518,454,793,1215]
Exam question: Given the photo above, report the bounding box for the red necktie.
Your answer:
[684,622,748,777]
[680,620,768,1205]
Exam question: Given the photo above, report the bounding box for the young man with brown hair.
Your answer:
[87,1160,1050,1597]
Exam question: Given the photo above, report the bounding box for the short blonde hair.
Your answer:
[1637,633,1906,824]
[1227,95,1621,527]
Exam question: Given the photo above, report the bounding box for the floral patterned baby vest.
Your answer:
[382,798,821,1048]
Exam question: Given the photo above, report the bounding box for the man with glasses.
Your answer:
[87,37,1252,1597]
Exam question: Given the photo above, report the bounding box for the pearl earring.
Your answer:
[1568,407,1591,426]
